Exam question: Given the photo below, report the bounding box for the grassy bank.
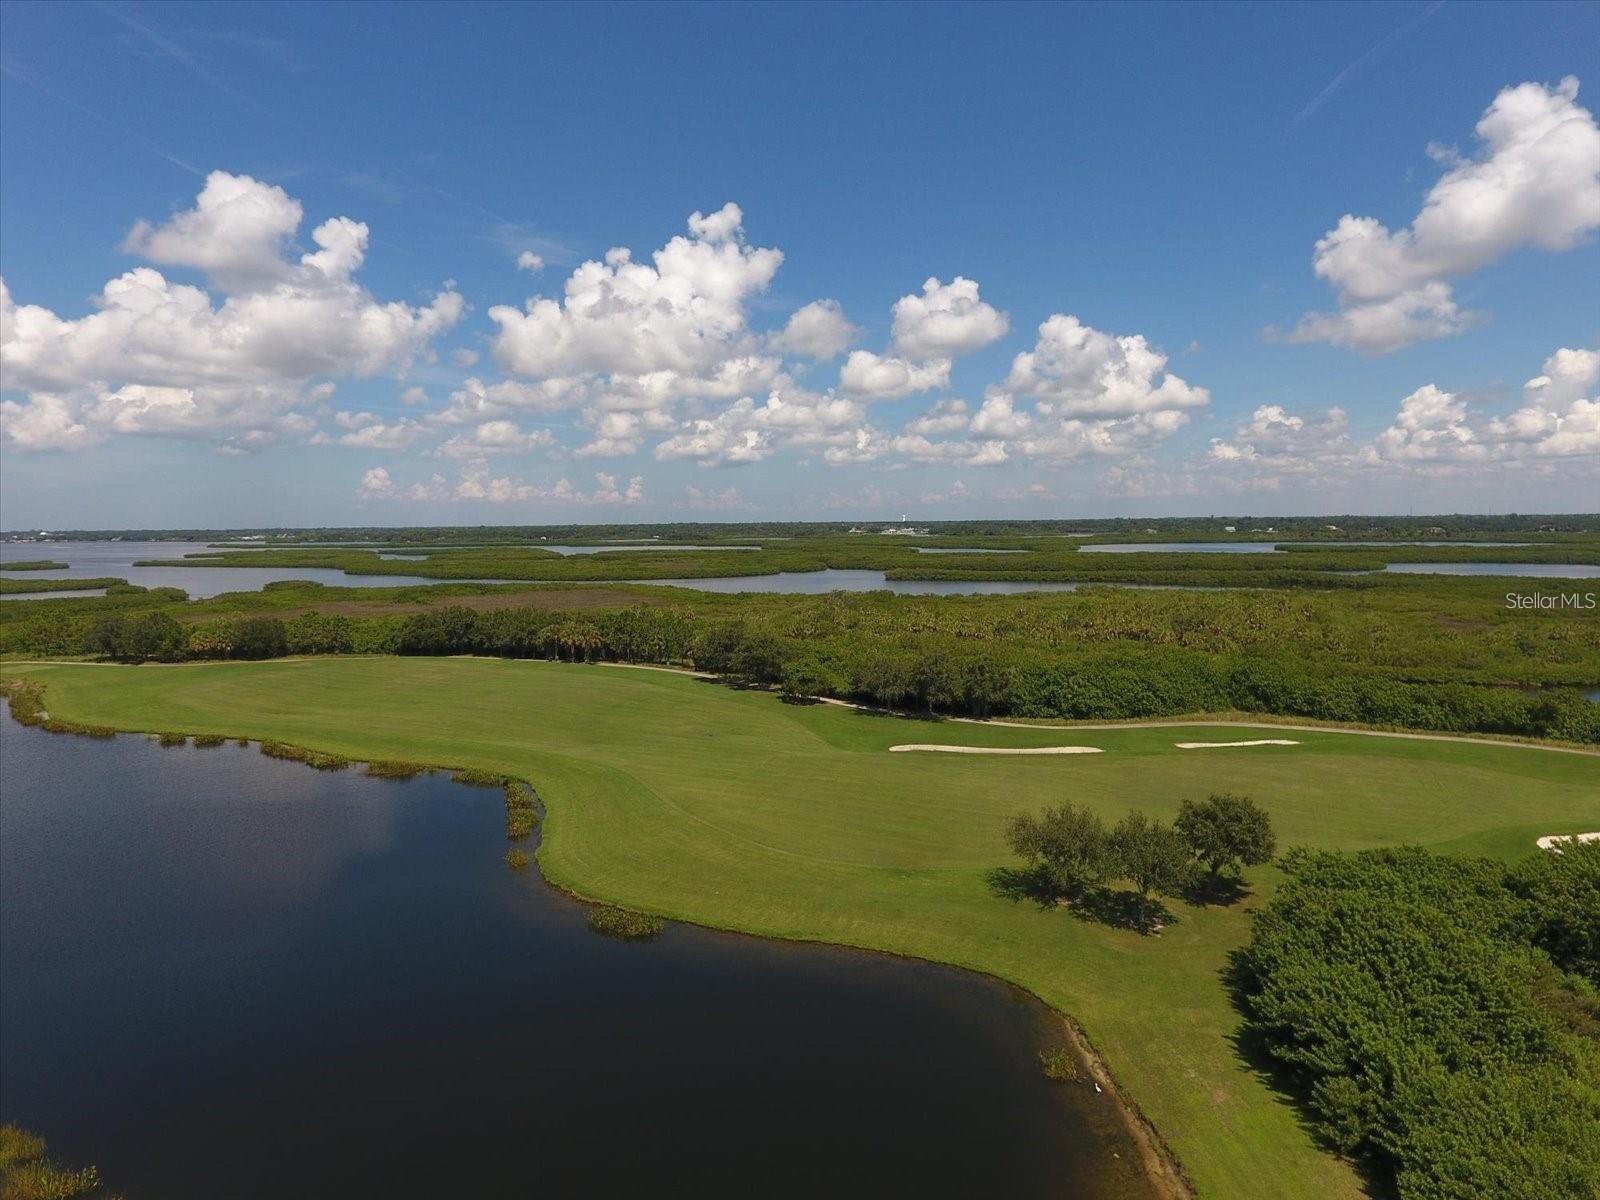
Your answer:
[4,656,1596,1198]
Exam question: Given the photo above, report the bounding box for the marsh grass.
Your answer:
[587,905,666,940]
[505,847,529,871]
[0,678,46,725]
[0,1123,111,1199]
[3,680,114,738]
[193,734,225,747]
[1039,1048,1081,1082]
[257,741,350,770]
[365,760,430,779]
[452,767,505,787]
[157,732,187,747]
[504,779,539,840]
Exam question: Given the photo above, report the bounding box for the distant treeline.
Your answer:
[61,603,1600,743]
[1234,844,1600,1199]
[5,512,1596,543]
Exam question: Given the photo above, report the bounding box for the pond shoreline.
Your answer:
[1,675,1192,1200]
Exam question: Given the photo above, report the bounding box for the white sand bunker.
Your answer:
[896,748,1107,755]
[1536,832,1600,852]
[890,744,1104,756]
[1174,739,1300,749]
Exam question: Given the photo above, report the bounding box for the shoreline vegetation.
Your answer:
[0,576,127,595]
[6,659,1593,1200]
[0,1124,114,1200]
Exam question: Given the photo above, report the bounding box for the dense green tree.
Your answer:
[229,618,288,660]
[731,630,791,684]
[1111,810,1194,899]
[547,619,604,662]
[911,653,962,713]
[779,655,831,701]
[1234,846,1600,1200]
[853,654,915,710]
[1175,792,1276,879]
[1507,839,1600,985]
[1005,803,1113,898]
[284,612,354,655]
[86,612,187,662]
[957,657,1014,718]
[691,622,745,675]
[396,606,482,656]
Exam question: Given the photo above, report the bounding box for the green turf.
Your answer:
[5,657,1598,1198]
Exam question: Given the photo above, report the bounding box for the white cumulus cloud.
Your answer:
[889,276,1009,360]
[771,299,858,360]
[1288,77,1600,354]
[1,172,462,453]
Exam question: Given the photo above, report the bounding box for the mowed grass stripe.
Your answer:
[5,656,1597,1200]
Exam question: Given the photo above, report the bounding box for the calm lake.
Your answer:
[0,541,447,598]
[0,713,1158,1200]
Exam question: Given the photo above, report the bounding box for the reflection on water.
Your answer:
[0,714,1157,1200]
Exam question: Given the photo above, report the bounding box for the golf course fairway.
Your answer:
[6,656,1598,1199]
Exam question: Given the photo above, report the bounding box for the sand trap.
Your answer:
[1536,832,1600,852]
[1174,739,1300,749]
[890,744,1103,755]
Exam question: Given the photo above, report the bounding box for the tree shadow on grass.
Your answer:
[849,705,948,723]
[1075,887,1175,935]
[986,864,1056,905]
[1183,872,1252,907]
[986,867,1175,935]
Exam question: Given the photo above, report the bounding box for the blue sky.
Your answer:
[1,0,1597,527]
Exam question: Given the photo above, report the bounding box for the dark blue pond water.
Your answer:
[0,713,1157,1200]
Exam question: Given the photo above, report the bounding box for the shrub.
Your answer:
[1233,846,1600,1199]
[284,612,353,655]
[451,767,505,788]
[1038,1048,1080,1082]
[587,905,665,940]
[1175,793,1276,879]
[87,611,187,662]
[504,780,539,840]
[0,1123,106,1198]
[366,760,430,779]
[1005,803,1113,899]
[229,617,288,660]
